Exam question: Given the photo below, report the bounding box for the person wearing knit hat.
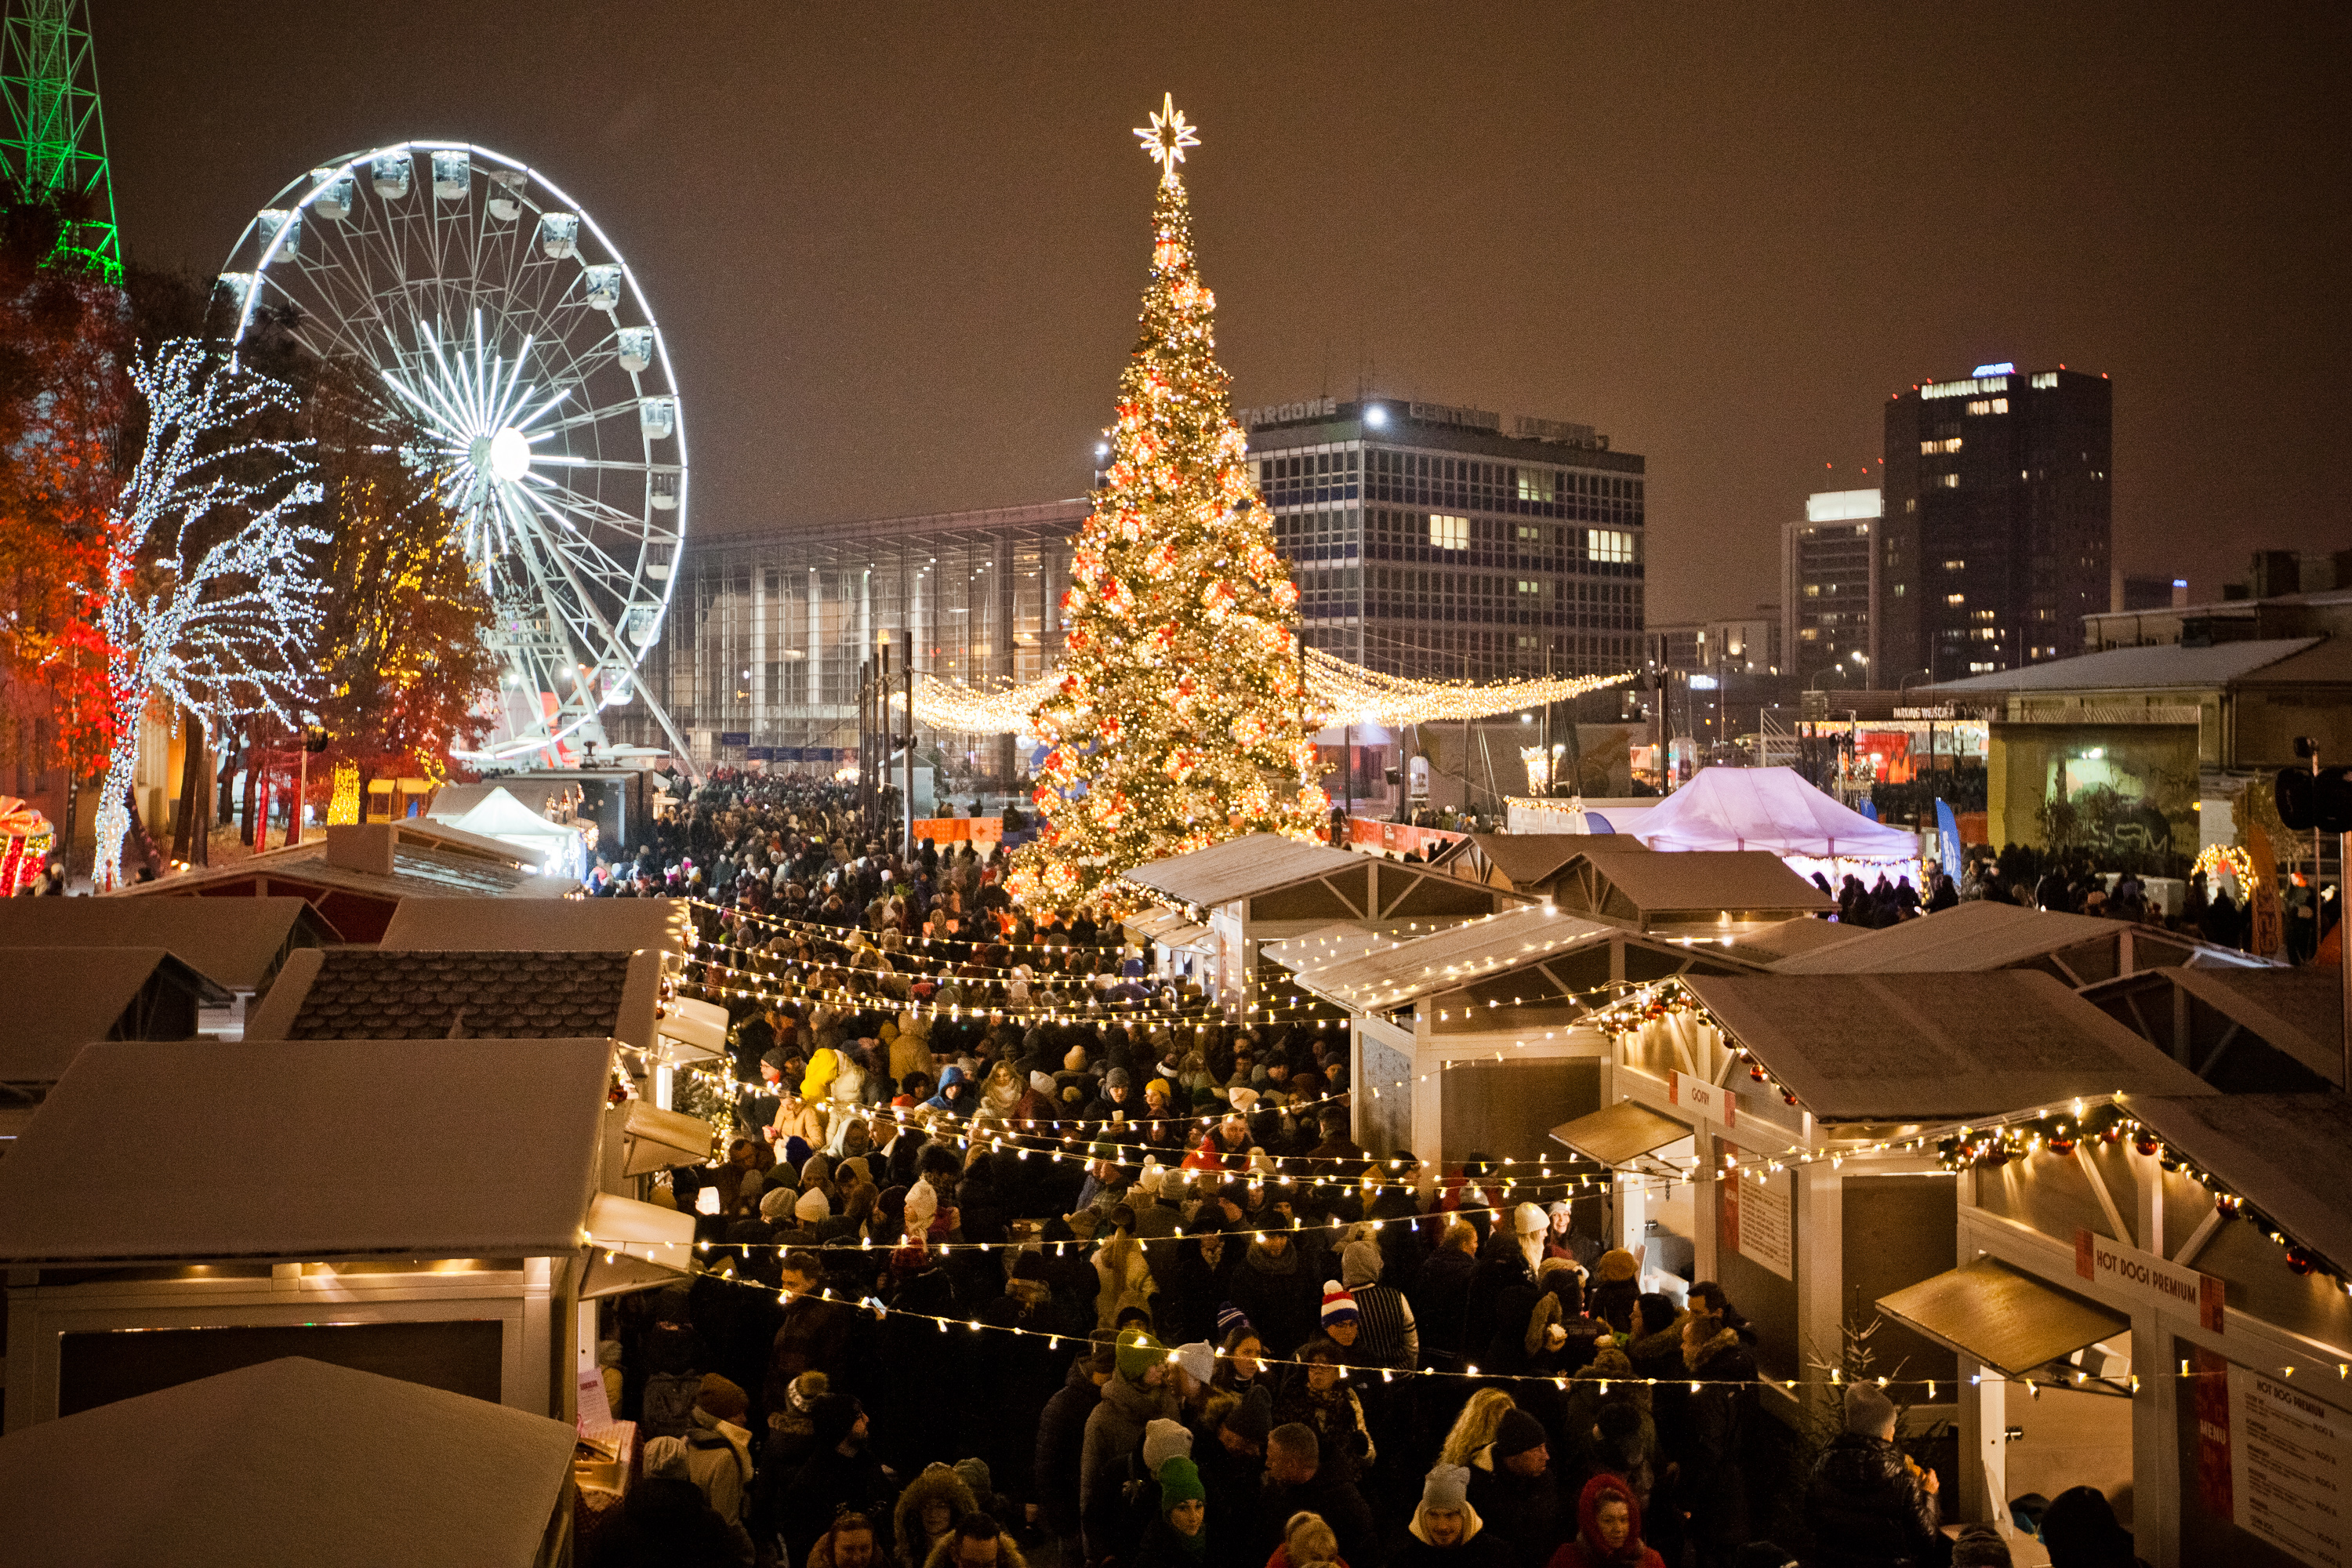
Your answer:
[1319,1281,1360,1348]
[1115,1330,1168,1385]
[1170,1341,1216,1391]
[760,1186,799,1224]
[1588,1247,1642,1334]
[794,1186,831,1224]
[1142,1417,1193,1475]
[903,1178,939,1236]
[1406,1463,1497,1563]
[1219,1383,1274,1450]
[1214,1302,1254,1340]
[1465,1406,1558,1568]
[1135,1454,1207,1568]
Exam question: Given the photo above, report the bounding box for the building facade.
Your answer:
[1236,395,1647,684]
[1878,363,2112,681]
[609,499,1089,772]
[1783,488,1879,684]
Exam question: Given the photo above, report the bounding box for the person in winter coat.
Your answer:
[893,1462,980,1568]
[1131,1455,1212,1568]
[1396,1464,1509,1568]
[1542,1473,1665,1568]
[1252,1425,1380,1568]
[1338,1233,1418,1368]
[1468,1205,1548,1370]
[781,1396,894,1568]
[1523,1264,1605,1379]
[1036,1337,1116,1552]
[926,1064,976,1119]
[1411,1221,1481,1367]
[1273,1337,1376,1488]
[1802,1384,1942,1568]
[920,1514,1028,1568]
[2037,1486,2143,1567]
[1467,1408,1563,1568]
[1080,1332,1181,1563]
[1678,1294,1758,1568]
[1227,1227,1319,1356]
[1586,1250,1641,1335]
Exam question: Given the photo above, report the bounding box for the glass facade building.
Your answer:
[1235,396,1647,683]
[1783,488,1880,684]
[608,499,1088,769]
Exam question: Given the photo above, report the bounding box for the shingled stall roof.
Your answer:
[1548,843,1835,926]
[1681,971,2214,1123]
[1770,898,2263,980]
[0,1037,611,1265]
[0,895,329,993]
[2122,1093,2352,1276]
[244,947,644,1042]
[0,1357,577,1568]
[379,895,693,956]
[0,947,220,1086]
[1261,917,1483,974]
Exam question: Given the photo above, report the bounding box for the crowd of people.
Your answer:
[572,774,2144,1568]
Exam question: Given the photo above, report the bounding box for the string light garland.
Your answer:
[90,340,329,887]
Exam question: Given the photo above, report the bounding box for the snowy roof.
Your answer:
[0,948,218,1084]
[1621,768,1919,860]
[1287,904,1618,1010]
[0,1357,576,1568]
[0,1037,611,1264]
[1771,899,2262,977]
[0,895,329,992]
[1127,833,1371,907]
[2123,1093,2352,1273]
[1551,844,1835,923]
[378,896,693,956]
[1927,637,2322,693]
[1682,970,2213,1122]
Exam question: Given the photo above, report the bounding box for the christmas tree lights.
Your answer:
[1006,99,1326,902]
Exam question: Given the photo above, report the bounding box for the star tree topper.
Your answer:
[1134,93,1200,184]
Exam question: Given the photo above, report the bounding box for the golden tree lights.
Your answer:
[1007,99,1327,904]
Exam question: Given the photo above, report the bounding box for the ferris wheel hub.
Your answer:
[487,426,532,481]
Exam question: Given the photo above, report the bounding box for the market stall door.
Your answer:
[1999,1331,2137,1529]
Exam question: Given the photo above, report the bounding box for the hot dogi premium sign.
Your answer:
[2074,1228,2227,1333]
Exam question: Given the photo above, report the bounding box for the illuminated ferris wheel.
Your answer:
[219,140,691,768]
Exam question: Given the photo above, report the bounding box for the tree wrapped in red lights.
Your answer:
[1009,100,1325,904]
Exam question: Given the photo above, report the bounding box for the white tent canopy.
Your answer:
[1621,767,1922,882]
[426,785,586,877]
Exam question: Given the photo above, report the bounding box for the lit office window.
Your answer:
[1964,397,2010,416]
[1921,437,1963,454]
[1945,593,1965,605]
[1428,514,1470,550]
[1586,528,1634,563]
[1935,474,1960,488]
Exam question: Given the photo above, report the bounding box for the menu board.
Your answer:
[2230,1363,2351,1568]
[1724,1165,1793,1280]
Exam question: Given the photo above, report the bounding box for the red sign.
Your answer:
[1345,818,1467,858]
[2194,1346,2233,1520]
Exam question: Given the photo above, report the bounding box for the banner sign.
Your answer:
[1668,1069,1738,1130]
[912,817,1004,848]
[2074,1228,2226,1334]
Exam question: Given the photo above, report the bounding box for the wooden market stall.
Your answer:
[0,1036,689,1432]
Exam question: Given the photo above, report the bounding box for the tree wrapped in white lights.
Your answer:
[91,341,327,887]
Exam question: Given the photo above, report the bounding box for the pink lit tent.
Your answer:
[1621,767,1922,883]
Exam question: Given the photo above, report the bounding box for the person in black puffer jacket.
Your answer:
[1803,1384,1944,1567]
[1679,1289,1758,1568]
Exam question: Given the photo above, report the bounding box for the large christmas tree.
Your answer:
[1011,98,1326,904]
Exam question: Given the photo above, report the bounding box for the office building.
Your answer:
[1236,394,1647,684]
[1783,488,1879,684]
[1878,362,2112,680]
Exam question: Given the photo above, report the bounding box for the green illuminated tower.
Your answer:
[1,0,120,278]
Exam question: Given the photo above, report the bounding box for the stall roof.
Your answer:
[0,947,218,1084]
[1127,833,1369,908]
[248,948,643,1041]
[2167,967,2345,1083]
[1432,833,1595,889]
[0,895,328,992]
[1770,899,2262,977]
[1550,844,1835,924]
[379,895,692,957]
[1261,919,1481,973]
[0,1036,611,1264]
[1682,971,2214,1122]
[1719,917,1865,966]
[113,833,574,909]
[1551,1100,1690,1166]
[1288,904,1617,1009]
[1877,1257,2129,1377]
[1929,637,2323,694]
[2123,1093,2352,1272]
[0,1356,575,1568]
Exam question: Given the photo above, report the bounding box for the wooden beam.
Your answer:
[2074,1143,2135,1249]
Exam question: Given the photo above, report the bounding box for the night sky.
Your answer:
[101,1,2347,623]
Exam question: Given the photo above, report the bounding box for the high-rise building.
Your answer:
[1783,488,1880,684]
[1878,362,2111,680]
[1235,395,1647,685]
